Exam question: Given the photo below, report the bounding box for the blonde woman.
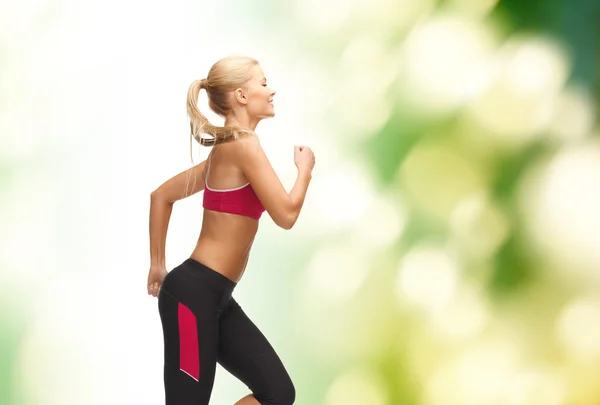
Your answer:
[147,56,315,405]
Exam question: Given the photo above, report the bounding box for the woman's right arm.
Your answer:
[146,194,172,297]
[148,160,207,269]
[236,136,315,230]
[148,194,173,269]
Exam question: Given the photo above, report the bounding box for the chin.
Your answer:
[255,114,274,122]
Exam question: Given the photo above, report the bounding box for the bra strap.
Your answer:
[205,155,211,186]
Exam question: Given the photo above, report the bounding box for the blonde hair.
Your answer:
[183,56,259,198]
[187,55,259,148]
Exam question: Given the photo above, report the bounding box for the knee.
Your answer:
[260,380,296,405]
[278,382,296,405]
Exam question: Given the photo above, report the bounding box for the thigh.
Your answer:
[158,288,219,405]
[217,298,294,401]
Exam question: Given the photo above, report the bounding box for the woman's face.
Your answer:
[240,64,276,119]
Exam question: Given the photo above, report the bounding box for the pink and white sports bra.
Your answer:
[202,162,265,220]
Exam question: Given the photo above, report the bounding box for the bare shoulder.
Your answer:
[231,133,262,158]
[236,132,260,148]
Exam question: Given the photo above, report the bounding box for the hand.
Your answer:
[147,266,168,298]
[294,145,315,173]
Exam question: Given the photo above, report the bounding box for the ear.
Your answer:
[234,88,248,105]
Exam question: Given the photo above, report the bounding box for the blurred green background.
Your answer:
[2,0,599,404]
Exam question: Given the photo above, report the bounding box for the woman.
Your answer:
[147,56,315,405]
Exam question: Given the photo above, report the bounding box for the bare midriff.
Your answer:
[189,208,259,283]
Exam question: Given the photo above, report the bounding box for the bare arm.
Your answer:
[149,160,207,268]
[151,160,207,203]
[149,195,173,268]
[287,170,312,228]
[236,136,313,229]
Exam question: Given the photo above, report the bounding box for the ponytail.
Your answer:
[186,78,253,148]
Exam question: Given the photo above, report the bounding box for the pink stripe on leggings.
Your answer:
[178,302,199,381]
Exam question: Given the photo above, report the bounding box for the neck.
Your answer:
[224,111,260,132]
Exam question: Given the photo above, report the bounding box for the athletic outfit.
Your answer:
[157,166,294,404]
[202,161,266,220]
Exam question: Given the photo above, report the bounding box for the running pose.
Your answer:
[147,56,315,405]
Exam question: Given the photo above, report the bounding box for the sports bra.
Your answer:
[202,161,266,220]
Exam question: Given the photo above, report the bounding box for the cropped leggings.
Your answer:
[157,258,295,405]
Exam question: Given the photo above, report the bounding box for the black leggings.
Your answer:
[157,258,295,405]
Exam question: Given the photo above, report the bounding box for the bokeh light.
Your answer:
[396,242,460,313]
[450,191,510,260]
[519,140,600,276]
[556,295,600,360]
[548,84,596,142]
[465,36,571,145]
[398,12,497,115]
[397,141,486,221]
[324,367,388,405]
[425,338,520,405]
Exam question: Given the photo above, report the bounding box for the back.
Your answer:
[190,142,260,282]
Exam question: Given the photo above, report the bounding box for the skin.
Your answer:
[188,64,279,282]
[147,63,315,404]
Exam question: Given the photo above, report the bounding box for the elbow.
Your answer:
[150,190,162,201]
[279,199,302,230]
[150,189,172,204]
[271,199,300,230]
[279,220,293,230]
[278,211,298,230]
